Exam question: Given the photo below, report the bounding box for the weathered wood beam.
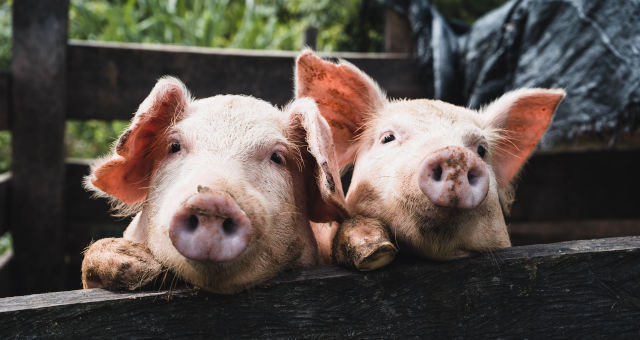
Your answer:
[10,0,69,294]
[66,41,423,121]
[511,149,640,221]
[510,219,640,245]
[1,237,639,338]
[0,72,9,130]
[385,8,413,53]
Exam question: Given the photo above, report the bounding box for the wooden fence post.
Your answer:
[384,8,412,53]
[10,0,69,294]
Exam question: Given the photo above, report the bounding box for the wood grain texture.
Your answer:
[385,8,413,53]
[510,149,640,221]
[66,41,424,121]
[1,237,639,338]
[10,0,69,294]
[0,72,9,130]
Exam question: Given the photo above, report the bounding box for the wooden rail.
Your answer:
[1,237,639,338]
[66,41,425,121]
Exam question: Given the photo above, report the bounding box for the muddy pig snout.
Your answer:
[418,146,489,210]
[169,190,251,262]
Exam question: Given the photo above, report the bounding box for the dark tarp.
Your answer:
[385,0,640,149]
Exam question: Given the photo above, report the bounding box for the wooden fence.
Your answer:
[1,1,639,337]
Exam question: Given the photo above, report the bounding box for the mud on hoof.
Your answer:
[81,238,163,290]
[333,216,398,271]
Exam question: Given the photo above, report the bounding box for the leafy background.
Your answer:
[0,0,507,252]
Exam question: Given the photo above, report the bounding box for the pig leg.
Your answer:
[332,216,398,271]
[81,238,163,290]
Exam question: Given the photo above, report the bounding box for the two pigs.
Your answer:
[82,51,564,293]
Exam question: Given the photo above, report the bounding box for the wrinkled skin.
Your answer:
[295,50,565,269]
[82,77,346,293]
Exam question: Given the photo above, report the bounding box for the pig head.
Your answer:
[296,51,564,266]
[82,77,346,293]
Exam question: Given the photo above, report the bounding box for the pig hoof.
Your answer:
[354,241,398,271]
[333,216,397,271]
[82,238,163,290]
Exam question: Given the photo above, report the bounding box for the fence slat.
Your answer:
[66,41,425,121]
[511,149,640,221]
[10,0,69,295]
[1,237,639,338]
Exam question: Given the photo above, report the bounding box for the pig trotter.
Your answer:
[332,216,398,271]
[82,238,163,290]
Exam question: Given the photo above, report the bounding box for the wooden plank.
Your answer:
[510,219,640,246]
[1,237,639,338]
[0,72,9,130]
[0,172,10,235]
[66,41,425,121]
[511,148,640,221]
[10,0,69,295]
[385,8,413,53]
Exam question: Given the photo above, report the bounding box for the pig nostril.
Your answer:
[222,218,236,235]
[432,165,443,182]
[187,214,199,231]
[468,171,478,185]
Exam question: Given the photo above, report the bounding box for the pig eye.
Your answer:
[477,144,487,158]
[169,142,181,154]
[270,152,284,165]
[381,133,396,144]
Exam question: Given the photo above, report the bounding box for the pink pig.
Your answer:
[296,51,565,270]
[81,77,346,293]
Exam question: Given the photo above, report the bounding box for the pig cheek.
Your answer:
[459,183,511,251]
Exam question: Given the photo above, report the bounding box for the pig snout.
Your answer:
[418,146,489,210]
[169,190,251,262]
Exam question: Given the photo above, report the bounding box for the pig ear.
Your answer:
[295,49,387,167]
[287,98,349,223]
[482,88,565,188]
[88,77,190,204]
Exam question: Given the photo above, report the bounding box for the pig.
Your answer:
[295,50,565,270]
[81,76,347,293]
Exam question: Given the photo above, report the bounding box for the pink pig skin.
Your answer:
[81,77,347,293]
[296,50,565,270]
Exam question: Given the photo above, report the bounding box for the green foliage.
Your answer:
[0,0,10,71]
[0,232,11,256]
[68,0,381,52]
[66,120,129,159]
[0,131,9,172]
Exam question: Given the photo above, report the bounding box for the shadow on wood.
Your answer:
[1,237,639,338]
